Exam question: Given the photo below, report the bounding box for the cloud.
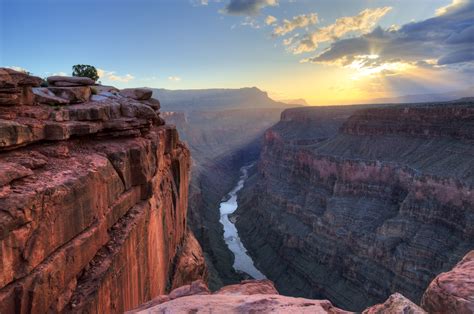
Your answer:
[273,13,318,36]
[285,7,392,54]
[265,15,277,25]
[98,69,135,83]
[223,0,278,16]
[6,66,29,73]
[241,17,261,28]
[168,76,182,82]
[303,0,474,71]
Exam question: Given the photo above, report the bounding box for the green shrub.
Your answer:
[72,64,99,82]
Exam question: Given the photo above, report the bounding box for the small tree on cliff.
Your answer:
[72,64,99,82]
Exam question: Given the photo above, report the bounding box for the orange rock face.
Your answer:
[421,250,474,314]
[0,68,206,313]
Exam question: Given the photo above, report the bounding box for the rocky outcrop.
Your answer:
[129,251,471,314]
[128,280,350,314]
[0,68,41,106]
[421,250,474,313]
[0,69,206,313]
[235,101,474,311]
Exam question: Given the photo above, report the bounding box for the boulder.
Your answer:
[47,76,95,86]
[119,88,152,100]
[363,293,426,314]
[48,86,91,103]
[32,87,69,105]
[421,250,474,314]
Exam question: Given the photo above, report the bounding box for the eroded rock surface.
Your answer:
[421,250,474,314]
[0,68,206,313]
[129,253,473,314]
[235,101,474,311]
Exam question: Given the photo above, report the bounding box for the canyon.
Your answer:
[159,91,285,288]
[235,100,474,311]
[1,67,473,314]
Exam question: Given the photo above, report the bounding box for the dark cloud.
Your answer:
[223,0,278,16]
[306,0,474,68]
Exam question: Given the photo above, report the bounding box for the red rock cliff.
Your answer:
[0,69,206,313]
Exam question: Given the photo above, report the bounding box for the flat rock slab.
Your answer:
[48,86,91,103]
[47,75,95,86]
[119,88,152,100]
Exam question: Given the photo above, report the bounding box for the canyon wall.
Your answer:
[0,69,206,313]
[235,101,474,311]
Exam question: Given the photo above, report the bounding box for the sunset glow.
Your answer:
[2,0,473,105]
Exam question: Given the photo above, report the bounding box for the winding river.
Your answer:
[219,164,266,280]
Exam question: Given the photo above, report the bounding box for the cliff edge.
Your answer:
[0,68,207,313]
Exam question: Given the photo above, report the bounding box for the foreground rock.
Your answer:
[0,68,206,313]
[128,280,350,314]
[363,293,426,314]
[421,250,474,313]
[130,253,472,314]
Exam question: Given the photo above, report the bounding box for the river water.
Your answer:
[218,164,266,280]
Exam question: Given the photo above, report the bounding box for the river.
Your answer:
[218,164,266,280]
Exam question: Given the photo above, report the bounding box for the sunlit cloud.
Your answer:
[273,13,318,36]
[265,15,277,25]
[286,7,392,54]
[6,66,29,73]
[98,69,135,82]
[168,76,182,82]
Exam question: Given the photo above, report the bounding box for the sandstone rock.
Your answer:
[94,85,120,94]
[216,279,278,295]
[32,87,69,105]
[47,75,95,86]
[0,68,42,88]
[48,86,91,103]
[0,119,37,149]
[171,230,208,290]
[421,250,474,314]
[0,69,39,106]
[140,98,161,111]
[168,280,210,300]
[120,88,153,100]
[0,162,33,186]
[363,293,426,314]
[129,282,350,314]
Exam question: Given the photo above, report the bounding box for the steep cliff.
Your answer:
[0,69,206,313]
[235,101,474,311]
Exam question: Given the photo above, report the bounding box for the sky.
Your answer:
[1,0,473,105]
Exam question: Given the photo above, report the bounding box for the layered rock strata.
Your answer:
[0,69,206,313]
[235,101,474,311]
